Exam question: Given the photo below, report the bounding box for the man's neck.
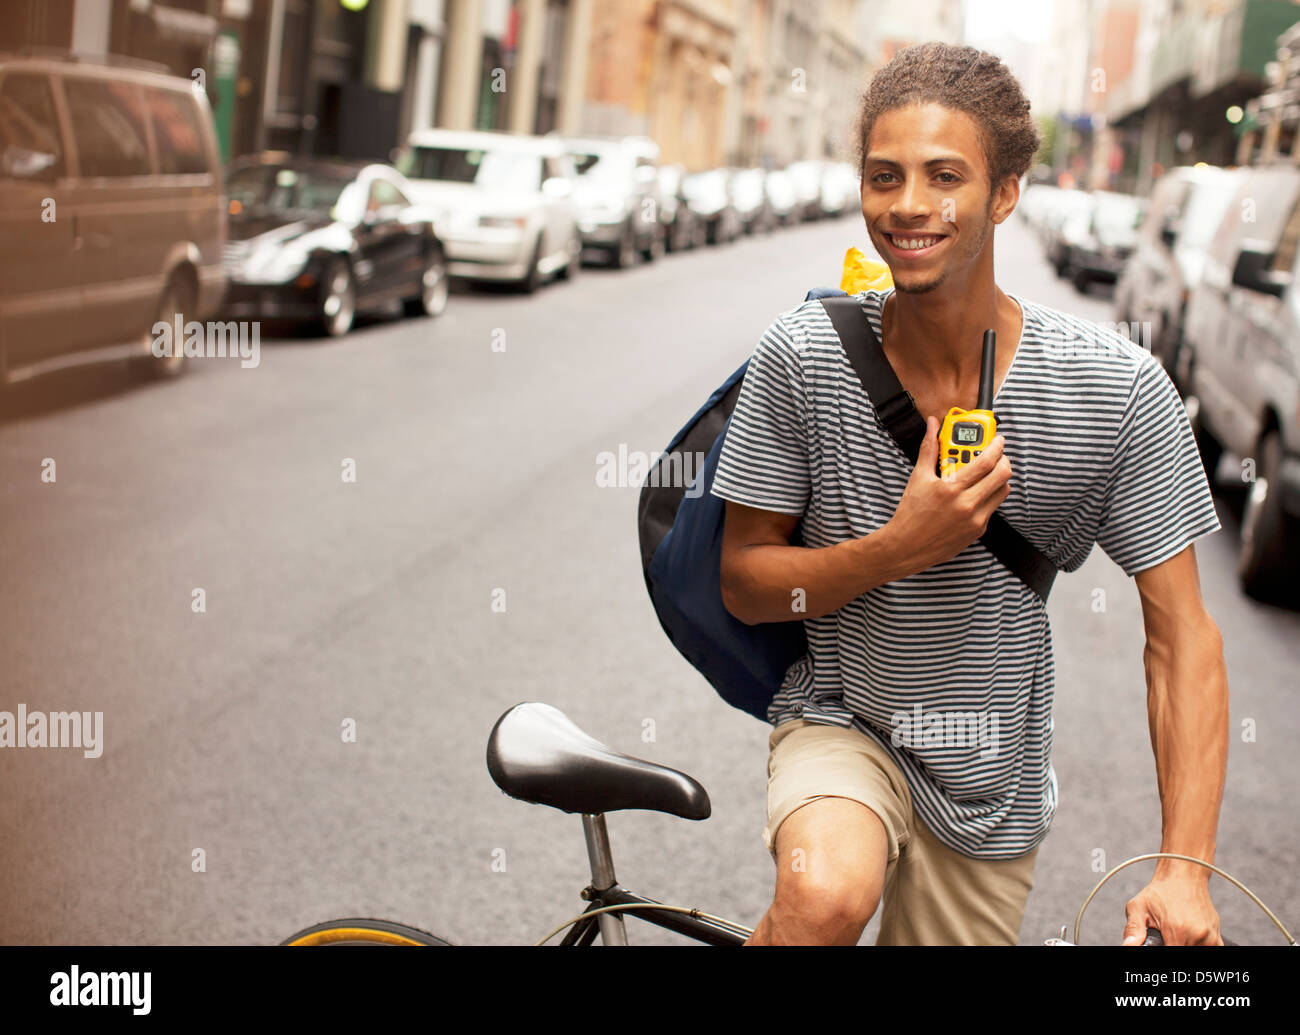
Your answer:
[881,279,1022,390]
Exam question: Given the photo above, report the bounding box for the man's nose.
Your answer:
[891,174,933,221]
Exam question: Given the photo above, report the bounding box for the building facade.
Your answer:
[1,0,595,161]
[1102,0,1300,192]
[1,0,991,173]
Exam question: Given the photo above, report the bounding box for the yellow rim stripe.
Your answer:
[286,927,426,947]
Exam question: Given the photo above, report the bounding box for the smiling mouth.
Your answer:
[883,232,948,255]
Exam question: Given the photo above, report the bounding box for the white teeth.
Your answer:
[892,235,941,250]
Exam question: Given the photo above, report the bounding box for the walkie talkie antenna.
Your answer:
[976,330,996,411]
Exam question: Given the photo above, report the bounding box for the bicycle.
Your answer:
[283,702,1293,947]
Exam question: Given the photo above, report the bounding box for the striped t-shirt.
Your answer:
[711,288,1222,859]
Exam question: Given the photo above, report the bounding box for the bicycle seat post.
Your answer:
[581,813,627,946]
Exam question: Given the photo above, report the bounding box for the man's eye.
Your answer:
[936,172,959,184]
[872,172,896,184]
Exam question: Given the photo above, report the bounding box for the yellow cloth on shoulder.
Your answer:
[840,247,893,293]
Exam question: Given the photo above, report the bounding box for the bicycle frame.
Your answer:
[561,814,750,946]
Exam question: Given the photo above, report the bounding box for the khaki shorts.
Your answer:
[764,718,1039,945]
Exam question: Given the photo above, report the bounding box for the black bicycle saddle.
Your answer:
[486,702,711,820]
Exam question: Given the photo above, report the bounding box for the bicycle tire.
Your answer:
[282,918,452,946]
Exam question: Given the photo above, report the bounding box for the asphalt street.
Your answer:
[1,211,1296,946]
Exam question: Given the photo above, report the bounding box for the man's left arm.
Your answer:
[1124,544,1228,946]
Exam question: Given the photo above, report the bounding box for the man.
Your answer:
[713,42,1228,946]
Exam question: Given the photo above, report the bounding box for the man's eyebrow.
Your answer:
[865,155,973,169]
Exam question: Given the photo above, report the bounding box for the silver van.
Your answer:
[1181,163,1300,605]
[1114,165,1240,386]
[0,51,225,386]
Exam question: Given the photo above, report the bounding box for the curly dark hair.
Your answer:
[853,42,1040,192]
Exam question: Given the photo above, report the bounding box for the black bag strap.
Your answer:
[819,295,1058,602]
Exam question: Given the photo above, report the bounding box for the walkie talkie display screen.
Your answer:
[954,424,982,445]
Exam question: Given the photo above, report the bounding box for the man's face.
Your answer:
[860,102,1005,295]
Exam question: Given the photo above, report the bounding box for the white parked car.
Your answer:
[561,134,664,268]
[764,169,799,226]
[819,162,861,218]
[395,129,581,292]
[785,160,826,221]
[1018,182,1064,228]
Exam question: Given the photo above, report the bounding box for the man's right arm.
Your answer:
[719,500,910,625]
[719,415,1014,625]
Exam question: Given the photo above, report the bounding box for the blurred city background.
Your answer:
[7,0,1300,178]
[0,0,1297,947]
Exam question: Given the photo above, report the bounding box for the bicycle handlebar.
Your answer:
[1144,928,1238,946]
[1070,852,1284,946]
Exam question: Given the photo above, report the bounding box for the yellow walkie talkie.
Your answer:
[937,330,997,479]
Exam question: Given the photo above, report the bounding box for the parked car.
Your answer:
[220,155,446,336]
[819,161,861,218]
[1056,190,1146,293]
[764,168,799,227]
[730,167,776,235]
[785,160,826,221]
[1180,163,1300,604]
[1114,165,1241,384]
[563,134,663,267]
[656,162,704,251]
[0,50,225,385]
[682,169,741,245]
[1017,182,1064,229]
[396,128,579,292]
[1042,189,1097,273]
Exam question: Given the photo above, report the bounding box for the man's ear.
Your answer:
[990,174,1020,226]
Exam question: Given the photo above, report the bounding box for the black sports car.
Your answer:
[221,154,448,336]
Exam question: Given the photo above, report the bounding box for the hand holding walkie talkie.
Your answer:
[937,329,998,480]
[882,328,1013,578]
